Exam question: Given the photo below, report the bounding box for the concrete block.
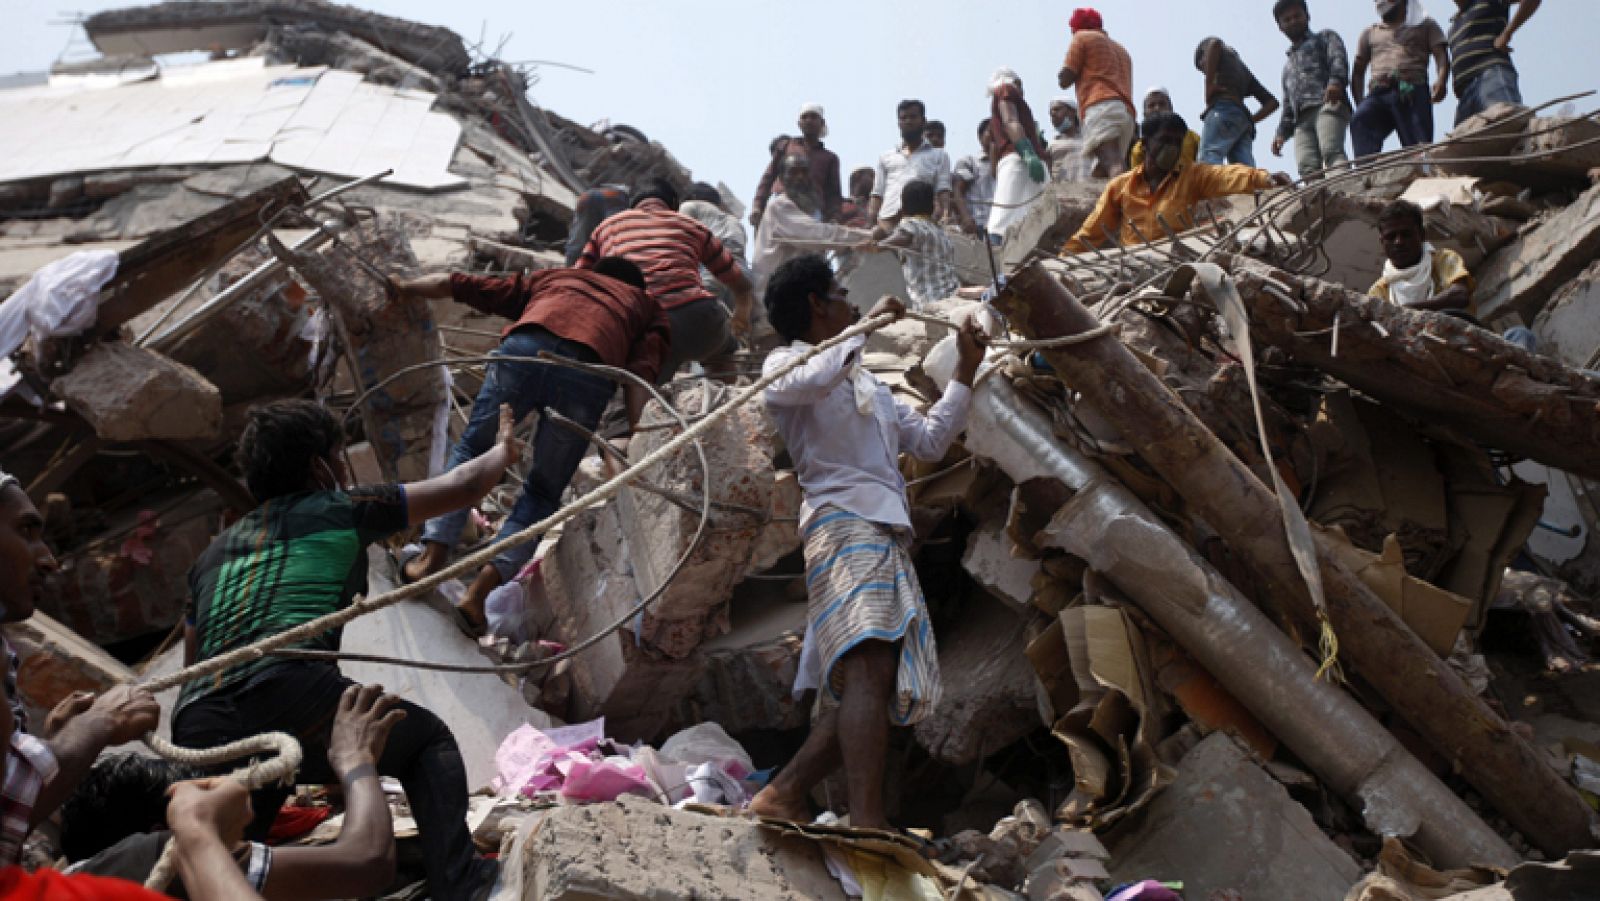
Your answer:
[1109,733,1361,901]
[1531,260,1600,370]
[839,249,909,314]
[620,381,777,659]
[51,342,222,443]
[521,795,847,900]
[1476,182,1600,325]
[671,576,807,734]
[1024,829,1108,873]
[962,522,1040,613]
[913,598,1041,765]
[748,469,802,574]
[3,611,136,728]
[537,500,703,742]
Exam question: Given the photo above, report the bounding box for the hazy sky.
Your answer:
[3,1,1594,210]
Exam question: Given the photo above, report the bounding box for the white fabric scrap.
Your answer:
[0,249,119,400]
[1382,242,1438,307]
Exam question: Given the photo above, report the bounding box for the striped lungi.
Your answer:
[803,506,941,726]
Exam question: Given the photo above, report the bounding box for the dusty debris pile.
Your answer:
[3,1,1600,896]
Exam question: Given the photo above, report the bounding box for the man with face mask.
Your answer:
[751,104,844,227]
[1272,0,1352,178]
[867,99,953,237]
[1064,112,1291,254]
[750,155,873,297]
[1351,0,1451,157]
[1048,97,1096,183]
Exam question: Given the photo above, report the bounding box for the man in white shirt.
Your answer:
[867,100,954,238]
[746,255,982,830]
[749,155,871,298]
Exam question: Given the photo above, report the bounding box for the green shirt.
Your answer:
[177,486,407,712]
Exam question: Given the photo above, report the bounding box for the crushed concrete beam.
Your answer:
[1001,261,1592,859]
[1532,260,1600,371]
[51,341,222,443]
[961,521,1039,613]
[1438,103,1600,191]
[957,370,1513,867]
[1224,254,1600,484]
[1109,734,1362,901]
[1475,181,1600,324]
[520,795,848,900]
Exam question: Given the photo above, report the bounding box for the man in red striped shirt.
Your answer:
[576,179,756,381]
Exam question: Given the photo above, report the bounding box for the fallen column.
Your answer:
[957,370,1513,868]
[1000,262,1597,858]
[1222,253,1600,483]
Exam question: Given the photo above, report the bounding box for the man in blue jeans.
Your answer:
[1194,37,1280,166]
[1449,0,1541,125]
[395,258,670,629]
[1351,0,1450,157]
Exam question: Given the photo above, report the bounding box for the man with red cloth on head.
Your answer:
[985,68,1050,236]
[1058,7,1136,178]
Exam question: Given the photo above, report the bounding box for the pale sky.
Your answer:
[3,1,1595,211]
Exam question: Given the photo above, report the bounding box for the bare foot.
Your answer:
[457,564,501,632]
[404,543,449,584]
[748,786,811,822]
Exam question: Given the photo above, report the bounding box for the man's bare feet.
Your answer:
[456,564,502,632]
[747,785,811,822]
[403,542,450,584]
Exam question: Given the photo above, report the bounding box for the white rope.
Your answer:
[142,731,303,891]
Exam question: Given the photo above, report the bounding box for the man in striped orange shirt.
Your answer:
[577,180,757,381]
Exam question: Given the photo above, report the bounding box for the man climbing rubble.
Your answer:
[1064,112,1291,254]
[173,400,523,901]
[0,467,161,866]
[747,254,984,830]
[576,179,756,381]
[395,258,670,626]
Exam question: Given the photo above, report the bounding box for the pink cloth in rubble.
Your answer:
[491,717,653,803]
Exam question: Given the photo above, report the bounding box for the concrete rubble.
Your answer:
[6,3,1600,900]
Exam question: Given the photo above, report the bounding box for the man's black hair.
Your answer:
[1378,198,1426,231]
[236,399,342,502]
[1273,0,1308,19]
[631,178,680,211]
[926,119,945,133]
[765,254,835,343]
[897,99,926,117]
[60,753,202,862]
[593,256,648,292]
[1141,112,1190,142]
[849,167,875,193]
[976,118,991,140]
[900,180,936,217]
[687,182,722,205]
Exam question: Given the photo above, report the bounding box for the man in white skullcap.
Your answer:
[751,102,844,227]
[1130,86,1201,168]
[1047,94,1095,182]
[0,466,161,865]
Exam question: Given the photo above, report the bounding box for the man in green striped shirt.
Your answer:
[1449,0,1541,125]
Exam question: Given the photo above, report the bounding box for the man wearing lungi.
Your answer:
[747,254,983,829]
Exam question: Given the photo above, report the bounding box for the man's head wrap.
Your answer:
[987,67,1021,96]
[1070,8,1103,32]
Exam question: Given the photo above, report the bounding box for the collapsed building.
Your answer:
[2,2,1600,899]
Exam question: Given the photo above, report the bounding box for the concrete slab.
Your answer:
[1476,182,1600,325]
[519,795,847,900]
[1108,733,1361,901]
[52,342,222,443]
[913,598,1040,765]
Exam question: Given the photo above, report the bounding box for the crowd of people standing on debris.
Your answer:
[0,2,1556,899]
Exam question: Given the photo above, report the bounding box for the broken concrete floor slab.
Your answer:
[518,795,847,901]
[1108,733,1362,901]
[51,342,222,443]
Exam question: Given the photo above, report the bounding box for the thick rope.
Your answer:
[140,311,899,697]
[142,731,303,891]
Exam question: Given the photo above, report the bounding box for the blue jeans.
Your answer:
[1454,65,1522,126]
[421,328,615,580]
[1199,100,1256,166]
[1351,84,1434,157]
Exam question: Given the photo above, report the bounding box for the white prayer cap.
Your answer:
[799,102,825,118]
[1052,94,1078,109]
[1144,85,1172,104]
[988,67,1021,96]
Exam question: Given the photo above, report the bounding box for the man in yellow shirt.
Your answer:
[1368,198,1474,314]
[1065,113,1290,254]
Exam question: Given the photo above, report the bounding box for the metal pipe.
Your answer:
[955,372,1517,868]
[145,220,344,351]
